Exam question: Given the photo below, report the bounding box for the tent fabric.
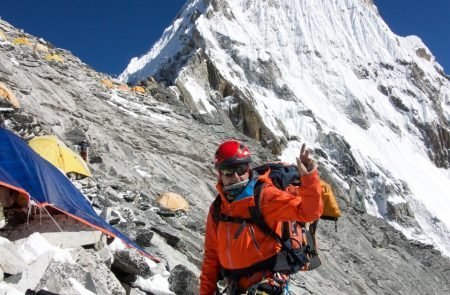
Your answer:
[116,84,130,92]
[28,135,92,178]
[156,192,189,211]
[45,53,64,62]
[131,86,145,93]
[13,37,32,47]
[0,82,20,109]
[0,127,157,261]
[100,79,114,89]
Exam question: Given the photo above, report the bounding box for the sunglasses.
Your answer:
[220,164,249,177]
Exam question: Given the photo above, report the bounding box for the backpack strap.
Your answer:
[250,182,306,266]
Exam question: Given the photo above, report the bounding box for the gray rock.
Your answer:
[135,229,154,247]
[36,262,98,295]
[96,245,114,268]
[151,225,184,248]
[15,251,54,292]
[101,208,121,225]
[40,231,104,248]
[168,264,199,295]
[112,249,152,278]
[129,287,148,295]
[71,247,126,295]
[0,239,27,275]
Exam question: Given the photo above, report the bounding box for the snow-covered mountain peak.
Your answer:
[121,0,450,256]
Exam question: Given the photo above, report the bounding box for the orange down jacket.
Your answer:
[199,169,323,295]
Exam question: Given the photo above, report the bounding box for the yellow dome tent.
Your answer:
[0,82,20,109]
[13,37,32,47]
[100,79,114,89]
[45,53,64,62]
[131,86,145,93]
[28,135,92,178]
[156,192,189,212]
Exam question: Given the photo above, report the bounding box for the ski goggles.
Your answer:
[220,164,249,177]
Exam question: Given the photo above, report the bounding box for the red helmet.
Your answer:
[214,140,252,169]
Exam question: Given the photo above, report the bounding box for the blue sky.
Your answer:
[1,1,448,76]
[374,0,449,73]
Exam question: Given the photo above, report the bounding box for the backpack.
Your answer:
[212,162,341,277]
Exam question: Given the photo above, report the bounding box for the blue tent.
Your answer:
[0,127,158,261]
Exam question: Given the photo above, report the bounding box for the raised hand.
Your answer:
[296,143,317,176]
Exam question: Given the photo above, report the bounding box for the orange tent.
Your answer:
[156,192,189,212]
[100,79,114,89]
[116,84,130,92]
[131,86,145,93]
[0,82,20,109]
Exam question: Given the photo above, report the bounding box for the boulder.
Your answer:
[36,262,98,295]
[168,264,199,295]
[112,249,153,278]
[14,251,55,292]
[151,225,184,248]
[101,208,122,225]
[40,231,105,248]
[0,238,27,275]
[96,245,114,268]
[71,247,125,295]
[135,229,154,247]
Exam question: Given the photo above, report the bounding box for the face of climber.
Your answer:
[219,164,250,186]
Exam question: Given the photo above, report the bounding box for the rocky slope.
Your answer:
[1,9,450,295]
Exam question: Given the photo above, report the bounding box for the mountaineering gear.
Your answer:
[200,165,323,295]
[215,140,252,169]
[320,181,341,230]
[246,273,290,295]
[220,163,250,177]
[215,164,325,273]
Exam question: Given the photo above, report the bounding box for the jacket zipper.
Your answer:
[248,224,260,251]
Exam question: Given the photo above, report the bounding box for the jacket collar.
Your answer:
[216,169,272,205]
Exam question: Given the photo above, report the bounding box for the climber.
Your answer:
[200,140,323,295]
[79,139,90,163]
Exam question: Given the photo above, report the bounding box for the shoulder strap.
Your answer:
[212,194,253,225]
[250,182,292,250]
[212,194,221,224]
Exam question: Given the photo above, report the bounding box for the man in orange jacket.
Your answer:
[200,140,323,295]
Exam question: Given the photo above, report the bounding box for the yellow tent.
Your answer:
[0,82,20,109]
[131,86,145,93]
[28,135,92,178]
[45,53,64,62]
[100,79,114,89]
[156,192,189,212]
[13,37,32,47]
